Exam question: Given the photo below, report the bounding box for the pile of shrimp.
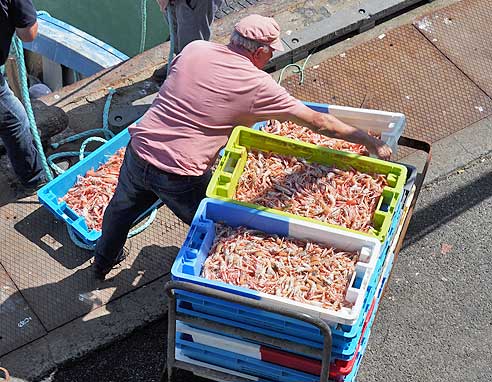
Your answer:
[235,151,388,233]
[262,120,372,155]
[202,224,359,311]
[61,148,125,231]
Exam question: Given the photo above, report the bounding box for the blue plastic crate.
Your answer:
[37,128,160,245]
[173,197,403,357]
[176,301,374,382]
[176,314,370,382]
[175,235,395,360]
[176,333,369,382]
[175,247,394,361]
[172,198,382,327]
[173,194,403,360]
[176,250,395,382]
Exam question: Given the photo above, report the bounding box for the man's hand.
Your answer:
[285,107,395,160]
[369,138,392,161]
[16,22,38,42]
[156,0,170,11]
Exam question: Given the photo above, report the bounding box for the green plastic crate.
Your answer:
[206,126,407,242]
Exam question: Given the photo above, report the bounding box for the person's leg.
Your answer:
[169,1,180,56]
[174,0,224,54]
[150,168,211,225]
[152,1,180,84]
[0,74,45,187]
[94,146,158,275]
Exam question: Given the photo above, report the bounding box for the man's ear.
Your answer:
[251,47,261,60]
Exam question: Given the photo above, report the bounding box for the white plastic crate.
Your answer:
[172,199,382,326]
[323,104,405,156]
[254,101,406,156]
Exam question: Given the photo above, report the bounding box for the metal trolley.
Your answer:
[162,137,431,382]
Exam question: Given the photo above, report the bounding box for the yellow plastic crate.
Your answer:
[206,126,407,242]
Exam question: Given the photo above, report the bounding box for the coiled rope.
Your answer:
[12,35,54,181]
[277,54,313,86]
[10,11,157,250]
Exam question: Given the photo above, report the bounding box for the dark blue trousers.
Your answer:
[94,143,211,270]
[0,73,45,187]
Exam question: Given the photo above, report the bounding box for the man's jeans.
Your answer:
[167,0,224,54]
[0,74,45,187]
[94,143,211,270]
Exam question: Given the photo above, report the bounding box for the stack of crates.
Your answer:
[171,103,415,381]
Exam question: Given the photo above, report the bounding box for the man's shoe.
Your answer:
[92,243,131,281]
[92,262,109,281]
[17,178,48,198]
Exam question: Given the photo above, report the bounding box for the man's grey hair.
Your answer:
[229,30,270,53]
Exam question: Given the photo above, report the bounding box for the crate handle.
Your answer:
[60,203,79,224]
[222,151,238,174]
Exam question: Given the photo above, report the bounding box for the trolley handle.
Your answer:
[164,280,333,382]
[397,136,432,201]
[394,136,432,256]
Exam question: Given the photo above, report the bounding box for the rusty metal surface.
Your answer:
[282,24,492,157]
[0,266,47,356]
[215,0,262,19]
[414,0,492,99]
[0,196,186,355]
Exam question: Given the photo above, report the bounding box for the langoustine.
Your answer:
[61,148,126,231]
[202,224,359,311]
[234,151,388,233]
[262,120,374,155]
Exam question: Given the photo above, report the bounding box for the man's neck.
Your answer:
[227,43,255,62]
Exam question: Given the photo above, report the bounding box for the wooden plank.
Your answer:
[4,57,22,100]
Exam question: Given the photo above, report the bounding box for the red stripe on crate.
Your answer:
[332,298,377,376]
[260,347,321,375]
[256,296,379,378]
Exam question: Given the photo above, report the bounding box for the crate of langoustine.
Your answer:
[207,126,407,243]
[253,101,406,156]
[37,128,160,246]
[175,241,396,360]
[172,198,381,326]
[175,164,415,352]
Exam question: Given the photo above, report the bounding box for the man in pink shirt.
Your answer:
[93,14,392,280]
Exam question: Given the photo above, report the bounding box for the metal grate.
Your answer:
[0,194,186,356]
[215,0,262,19]
[0,265,47,356]
[282,24,492,158]
[414,0,492,99]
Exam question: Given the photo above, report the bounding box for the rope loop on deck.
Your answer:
[0,367,10,381]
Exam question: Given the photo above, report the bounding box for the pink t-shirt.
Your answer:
[129,41,305,176]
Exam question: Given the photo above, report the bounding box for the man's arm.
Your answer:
[277,105,392,160]
[12,0,38,41]
[16,21,38,42]
[250,79,392,160]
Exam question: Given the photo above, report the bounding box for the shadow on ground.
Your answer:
[403,169,492,248]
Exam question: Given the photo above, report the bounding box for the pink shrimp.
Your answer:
[61,148,126,231]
